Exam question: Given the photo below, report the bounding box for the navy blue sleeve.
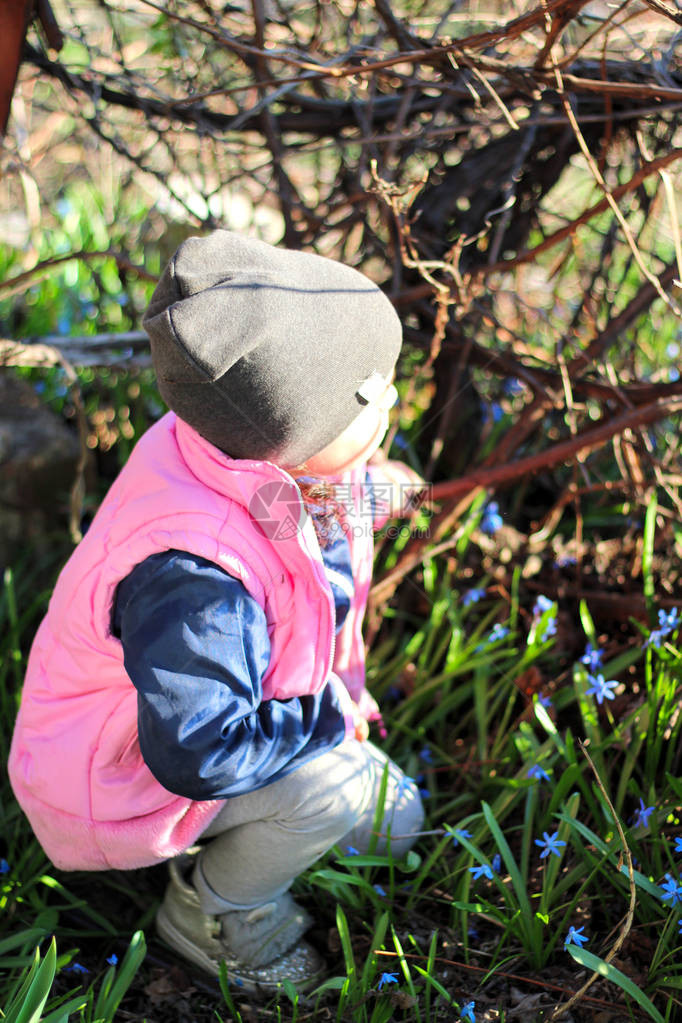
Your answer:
[113,550,347,800]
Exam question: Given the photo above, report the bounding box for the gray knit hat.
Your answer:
[143,231,402,466]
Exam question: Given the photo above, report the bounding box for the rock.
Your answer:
[0,370,81,567]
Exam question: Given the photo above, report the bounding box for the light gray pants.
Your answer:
[193,739,424,914]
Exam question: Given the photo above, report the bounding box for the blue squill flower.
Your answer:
[106,954,118,966]
[533,595,554,617]
[660,874,682,905]
[527,764,550,782]
[462,587,486,608]
[564,926,588,948]
[65,962,89,975]
[460,1001,476,1022]
[480,501,503,535]
[632,798,655,829]
[469,864,493,881]
[581,642,604,671]
[585,674,618,705]
[647,609,680,649]
[659,608,680,633]
[377,971,398,990]
[396,775,415,798]
[535,831,566,859]
[450,828,472,848]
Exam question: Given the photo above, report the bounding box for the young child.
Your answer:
[9,231,425,992]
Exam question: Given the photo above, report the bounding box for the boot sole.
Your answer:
[157,904,261,993]
[156,905,324,995]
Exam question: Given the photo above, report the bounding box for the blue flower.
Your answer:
[106,954,118,966]
[65,962,89,975]
[396,775,415,798]
[632,798,655,829]
[480,501,503,535]
[462,587,486,608]
[646,629,665,649]
[451,828,472,848]
[585,674,619,705]
[469,864,493,881]
[491,853,502,874]
[678,918,682,935]
[460,1001,476,1023]
[564,926,588,948]
[377,971,399,990]
[476,623,511,650]
[581,642,604,671]
[658,608,680,633]
[673,837,682,854]
[538,618,557,642]
[537,693,553,709]
[660,873,682,905]
[533,595,554,617]
[373,884,387,897]
[482,402,503,424]
[535,831,567,859]
[345,845,360,856]
[527,764,551,782]
[0,859,9,875]
[419,746,434,764]
[647,609,680,648]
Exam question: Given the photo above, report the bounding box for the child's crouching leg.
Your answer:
[194,737,376,912]
[156,739,375,981]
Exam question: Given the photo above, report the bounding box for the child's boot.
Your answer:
[155,852,325,993]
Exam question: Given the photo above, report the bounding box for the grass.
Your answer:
[2,469,682,1022]
[1,161,682,1021]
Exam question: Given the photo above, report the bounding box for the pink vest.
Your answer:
[9,414,376,870]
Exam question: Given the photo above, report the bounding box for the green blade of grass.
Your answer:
[40,995,89,1023]
[566,946,664,1023]
[556,813,662,899]
[6,938,56,1023]
[362,911,389,989]
[92,930,146,1022]
[218,960,243,1023]
[390,927,421,1023]
[481,801,533,928]
[335,905,356,981]
[643,494,657,621]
